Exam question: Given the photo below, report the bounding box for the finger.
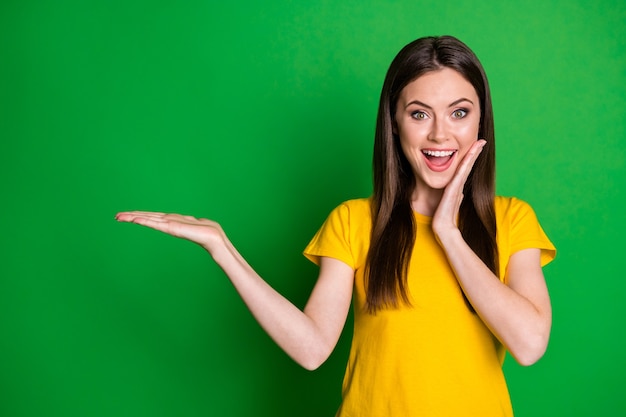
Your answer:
[118,211,166,216]
[450,140,486,189]
[116,214,174,225]
[116,211,165,221]
[131,216,173,228]
[128,218,191,239]
[118,216,168,227]
[459,140,486,174]
[116,212,193,222]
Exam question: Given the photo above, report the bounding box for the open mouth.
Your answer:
[421,149,457,171]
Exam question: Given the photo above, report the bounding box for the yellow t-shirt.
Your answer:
[304,196,556,417]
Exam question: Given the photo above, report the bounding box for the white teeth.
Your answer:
[422,150,455,157]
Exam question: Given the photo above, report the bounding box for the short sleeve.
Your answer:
[304,199,373,269]
[499,197,556,267]
[303,202,356,268]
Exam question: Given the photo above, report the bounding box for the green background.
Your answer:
[1,1,624,416]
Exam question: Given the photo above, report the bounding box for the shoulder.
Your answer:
[495,195,543,233]
[494,195,556,268]
[337,197,371,209]
[494,196,538,222]
[331,198,372,222]
[340,198,372,212]
[495,195,532,212]
[304,198,372,268]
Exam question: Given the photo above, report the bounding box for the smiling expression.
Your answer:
[394,67,481,194]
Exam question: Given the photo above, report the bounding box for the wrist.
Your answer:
[433,226,463,248]
[202,231,231,264]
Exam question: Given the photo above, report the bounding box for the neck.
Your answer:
[410,186,443,217]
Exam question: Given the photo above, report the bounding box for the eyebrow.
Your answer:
[404,97,475,109]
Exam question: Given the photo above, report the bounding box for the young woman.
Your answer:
[116,36,556,416]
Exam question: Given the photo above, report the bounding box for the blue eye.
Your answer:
[411,111,427,120]
[452,109,468,118]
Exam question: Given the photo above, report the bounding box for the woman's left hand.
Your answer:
[430,139,552,366]
[432,139,486,237]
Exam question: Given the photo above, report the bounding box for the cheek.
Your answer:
[457,122,480,145]
[397,123,428,145]
[458,121,480,138]
[397,130,424,159]
[397,136,423,168]
[455,126,480,157]
[398,139,413,161]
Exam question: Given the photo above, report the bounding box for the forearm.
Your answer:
[115,211,346,370]
[436,229,551,365]
[210,238,333,370]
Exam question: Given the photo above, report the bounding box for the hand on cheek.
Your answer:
[432,139,487,237]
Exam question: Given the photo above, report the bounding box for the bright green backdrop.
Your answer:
[1,1,624,416]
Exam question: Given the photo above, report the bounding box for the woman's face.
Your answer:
[394,67,481,193]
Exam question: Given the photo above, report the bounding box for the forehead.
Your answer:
[398,68,478,104]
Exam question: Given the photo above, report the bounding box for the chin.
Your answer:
[423,176,453,190]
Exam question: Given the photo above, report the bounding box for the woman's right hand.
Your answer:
[115,211,226,255]
[115,210,354,370]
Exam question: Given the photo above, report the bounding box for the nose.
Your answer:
[428,117,449,143]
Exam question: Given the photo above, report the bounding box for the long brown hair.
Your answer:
[365,35,498,313]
